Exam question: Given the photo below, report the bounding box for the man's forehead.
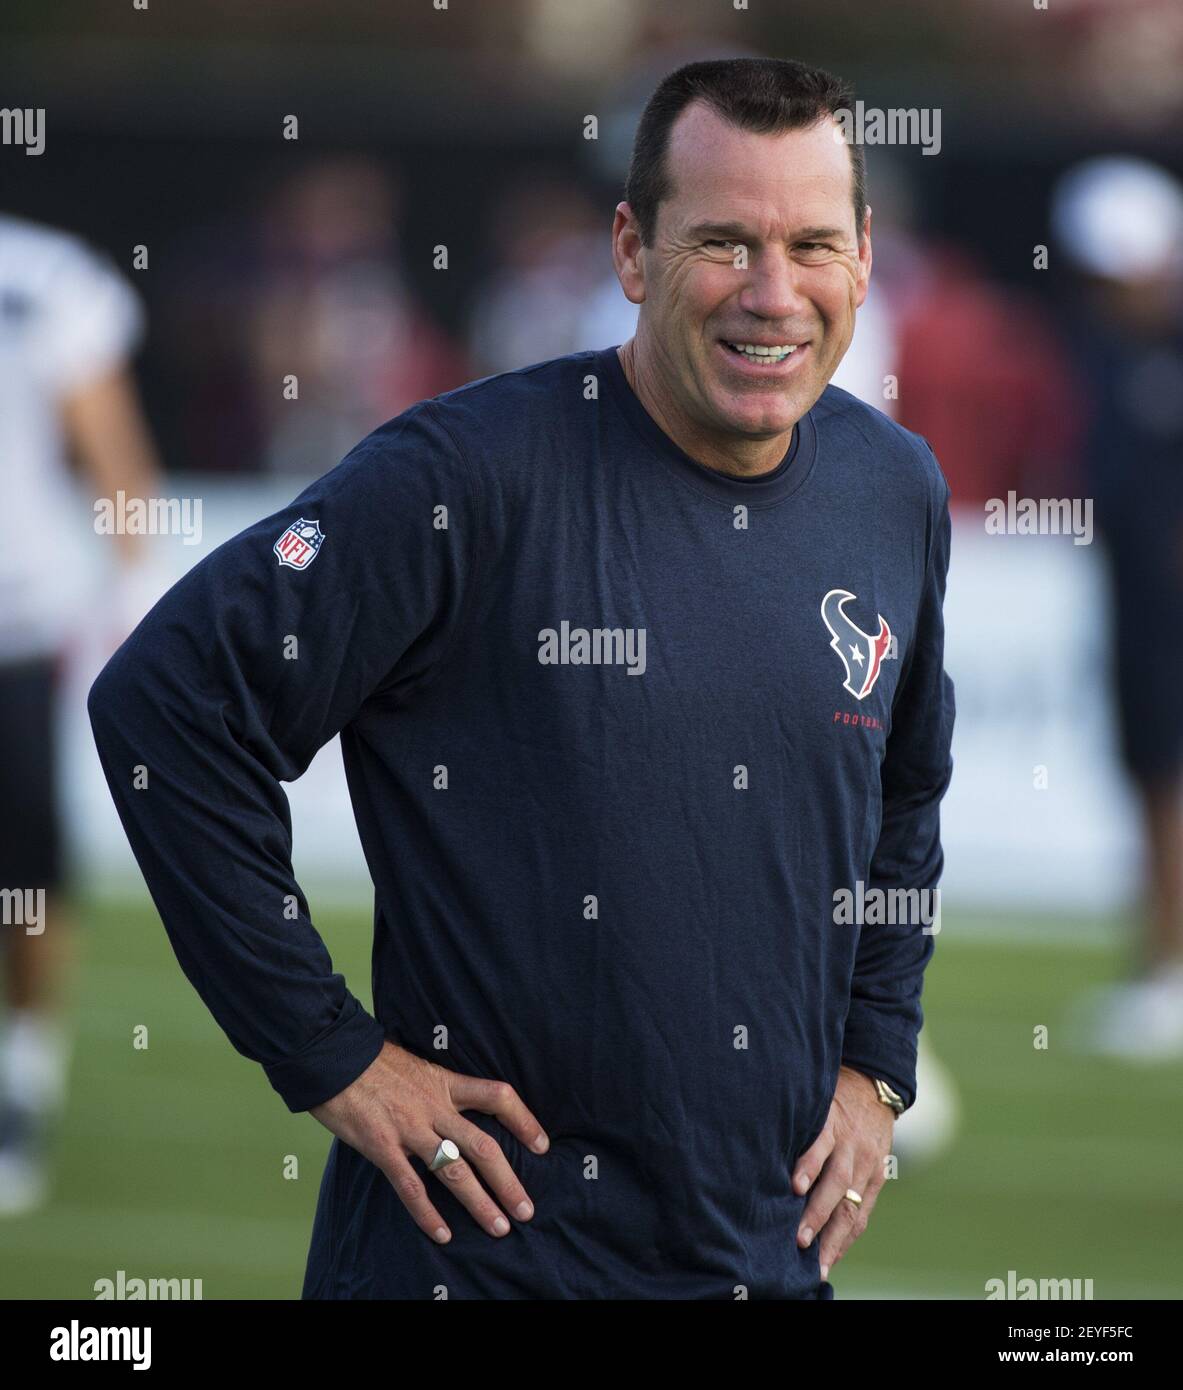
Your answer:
[663,102,854,217]
[667,98,844,156]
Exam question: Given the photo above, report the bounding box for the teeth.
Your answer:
[727,342,799,359]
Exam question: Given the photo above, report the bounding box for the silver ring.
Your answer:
[429,1139,461,1172]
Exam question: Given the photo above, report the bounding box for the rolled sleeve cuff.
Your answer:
[262,994,387,1113]
[840,1012,921,1112]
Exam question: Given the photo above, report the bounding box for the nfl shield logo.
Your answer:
[273,517,325,570]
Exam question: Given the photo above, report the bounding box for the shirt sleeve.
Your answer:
[35,236,145,396]
[86,403,480,1111]
[840,457,956,1110]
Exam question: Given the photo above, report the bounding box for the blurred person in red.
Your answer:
[249,157,467,475]
[0,214,164,1213]
[894,251,1082,508]
[844,156,1083,510]
[1053,158,1183,1059]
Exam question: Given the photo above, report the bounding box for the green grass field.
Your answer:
[3,897,1181,1299]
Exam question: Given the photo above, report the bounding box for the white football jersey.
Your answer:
[0,214,144,660]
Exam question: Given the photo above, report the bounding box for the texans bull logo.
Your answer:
[821,588,892,701]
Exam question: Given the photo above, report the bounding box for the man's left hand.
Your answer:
[792,1065,894,1281]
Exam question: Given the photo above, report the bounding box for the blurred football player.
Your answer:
[0,213,163,1213]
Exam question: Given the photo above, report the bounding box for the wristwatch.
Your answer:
[873,1077,906,1117]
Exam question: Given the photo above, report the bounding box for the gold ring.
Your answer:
[843,1187,863,1207]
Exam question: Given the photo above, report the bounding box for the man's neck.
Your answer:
[616,339,794,479]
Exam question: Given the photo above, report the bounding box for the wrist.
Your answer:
[841,1064,905,1117]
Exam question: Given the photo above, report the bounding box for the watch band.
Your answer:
[873,1077,906,1116]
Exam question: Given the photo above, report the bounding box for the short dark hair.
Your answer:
[624,57,866,247]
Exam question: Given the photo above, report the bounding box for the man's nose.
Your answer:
[736,247,812,323]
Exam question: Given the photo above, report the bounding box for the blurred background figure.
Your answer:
[833,157,1082,506]
[1053,158,1183,1060]
[164,156,468,474]
[0,214,164,1214]
[467,172,610,374]
[891,246,1082,507]
[249,157,467,474]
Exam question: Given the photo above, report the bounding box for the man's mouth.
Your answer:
[719,339,808,368]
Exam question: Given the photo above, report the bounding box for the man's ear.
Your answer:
[854,204,873,309]
[612,202,647,306]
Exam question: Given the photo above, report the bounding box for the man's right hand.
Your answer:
[309,1041,549,1244]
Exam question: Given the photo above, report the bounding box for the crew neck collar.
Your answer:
[599,343,818,507]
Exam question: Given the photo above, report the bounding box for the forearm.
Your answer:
[62,366,165,566]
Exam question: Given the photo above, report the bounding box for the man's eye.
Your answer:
[797,242,830,253]
[705,239,737,249]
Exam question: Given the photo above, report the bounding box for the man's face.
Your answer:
[615,102,871,445]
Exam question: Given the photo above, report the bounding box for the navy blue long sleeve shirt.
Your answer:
[87,344,955,1299]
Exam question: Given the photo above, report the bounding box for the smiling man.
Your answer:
[88,57,955,1300]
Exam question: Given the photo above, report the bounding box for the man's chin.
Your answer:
[708,396,805,440]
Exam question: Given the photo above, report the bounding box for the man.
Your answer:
[1,212,163,1213]
[88,57,955,1299]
